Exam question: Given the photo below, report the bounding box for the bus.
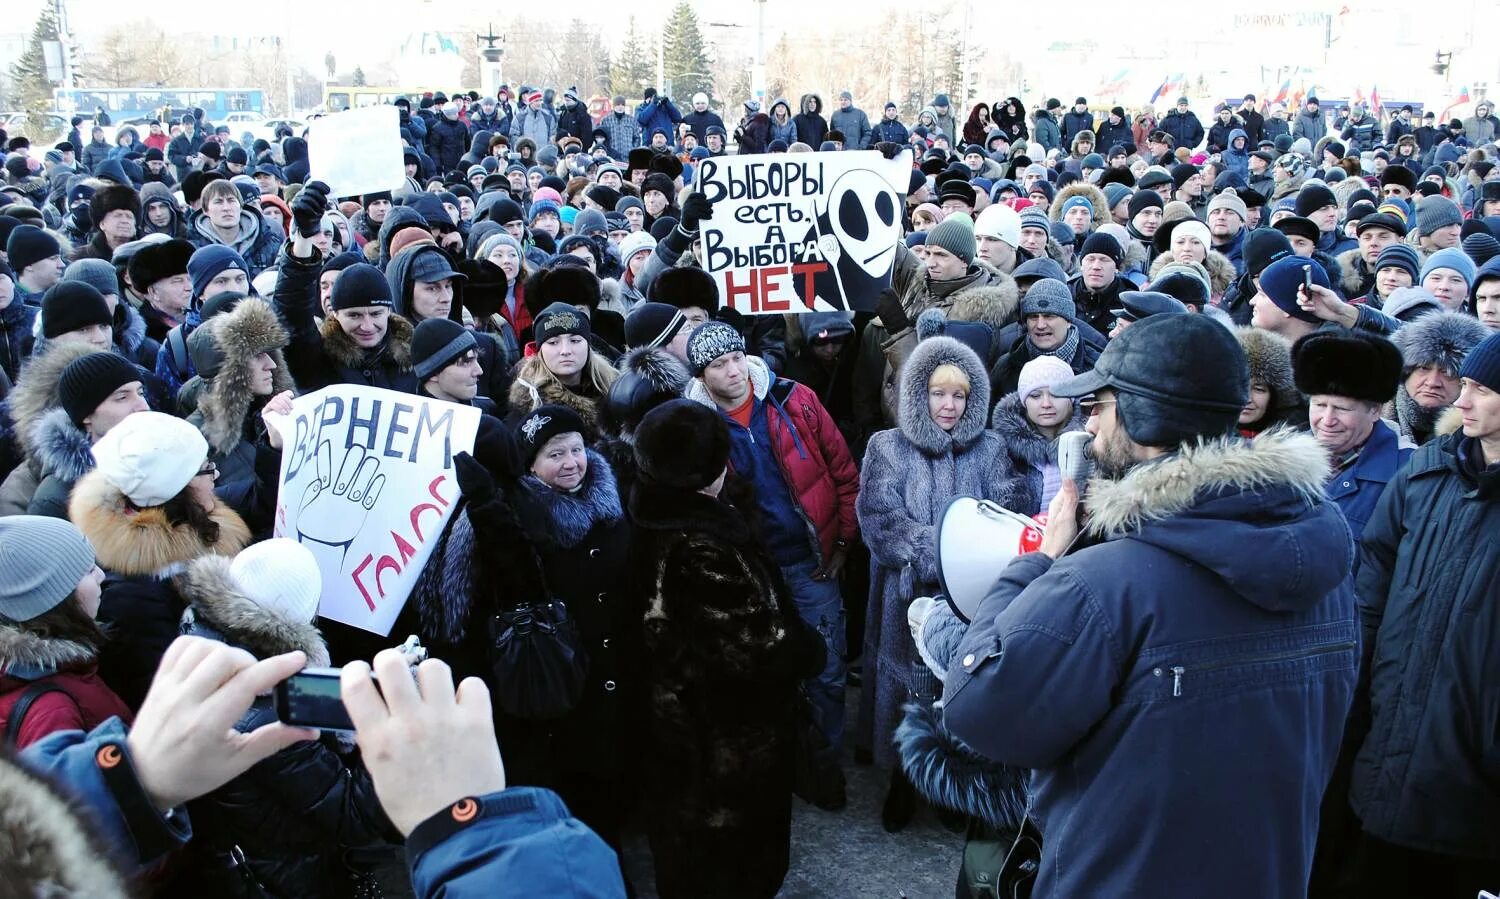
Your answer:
[323,86,441,113]
[53,87,266,125]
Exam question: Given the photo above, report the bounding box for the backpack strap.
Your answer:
[4,681,73,749]
[165,325,191,380]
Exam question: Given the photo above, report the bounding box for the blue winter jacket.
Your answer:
[635,96,682,140]
[943,430,1358,899]
[1326,419,1410,548]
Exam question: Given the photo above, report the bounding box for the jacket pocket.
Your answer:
[1148,638,1357,700]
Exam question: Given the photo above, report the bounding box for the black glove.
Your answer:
[874,141,903,160]
[679,192,714,233]
[453,451,497,505]
[714,306,746,332]
[875,287,910,333]
[291,180,330,238]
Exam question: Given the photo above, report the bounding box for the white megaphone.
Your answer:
[936,497,1045,623]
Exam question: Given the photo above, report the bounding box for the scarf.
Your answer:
[1028,325,1079,364]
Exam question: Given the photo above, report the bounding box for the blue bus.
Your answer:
[53,87,266,125]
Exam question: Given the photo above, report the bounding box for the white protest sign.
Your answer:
[307,105,405,198]
[270,385,481,636]
[696,149,912,315]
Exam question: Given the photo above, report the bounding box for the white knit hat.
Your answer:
[91,410,209,507]
[1017,355,1076,400]
[974,203,1021,248]
[619,230,656,265]
[228,539,323,624]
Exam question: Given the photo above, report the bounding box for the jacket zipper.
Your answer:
[1153,640,1356,698]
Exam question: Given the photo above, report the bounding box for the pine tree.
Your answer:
[9,5,62,110]
[352,66,367,87]
[660,1,714,105]
[610,17,656,101]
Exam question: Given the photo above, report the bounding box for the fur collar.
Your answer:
[29,407,93,483]
[318,312,413,371]
[911,261,1021,331]
[0,621,96,671]
[685,353,772,408]
[990,391,1084,467]
[896,336,991,455]
[69,471,251,576]
[5,341,98,460]
[0,757,131,898]
[1085,427,1329,537]
[517,449,622,549]
[1335,248,1371,297]
[173,555,329,666]
[1148,249,1237,295]
[629,480,754,546]
[116,303,148,356]
[197,299,295,454]
[508,360,611,432]
[1049,182,1110,230]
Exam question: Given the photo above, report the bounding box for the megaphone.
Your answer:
[936,497,1045,623]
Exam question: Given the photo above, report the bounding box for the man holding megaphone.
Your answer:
[940,315,1358,898]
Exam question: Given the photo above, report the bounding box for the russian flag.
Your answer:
[1273,79,1291,104]
[1440,85,1471,121]
[1149,75,1171,104]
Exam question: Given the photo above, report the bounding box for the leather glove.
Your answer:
[291,180,331,238]
[875,287,910,333]
[453,452,497,506]
[679,192,714,233]
[714,306,746,332]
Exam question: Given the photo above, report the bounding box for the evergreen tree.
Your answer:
[352,66,367,87]
[9,5,62,110]
[660,1,714,105]
[610,16,656,102]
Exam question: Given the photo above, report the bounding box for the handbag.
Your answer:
[959,816,1042,899]
[487,599,588,720]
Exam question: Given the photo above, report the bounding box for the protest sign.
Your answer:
[307,105,405,198]
[270,384,481,636]
[696,149,912,315]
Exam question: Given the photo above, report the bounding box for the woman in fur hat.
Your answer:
[170,539,400,897]
[857,334,1021,832]
[69,411,251,709]
[1235,327,1307,436]
[0,516,129,749]
[628,398,823,898]
[990,355,1087,515]
[507,302,619,437]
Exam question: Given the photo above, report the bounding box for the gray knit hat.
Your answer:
[1415,195,1462,237]
[925,213,976,264]
[62,258,120,298]
[1020,279,1076,322]
[0,516,97,621]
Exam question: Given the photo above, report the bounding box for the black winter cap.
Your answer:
[1292,329,1401,405]
[633,398,730,491]
[330,263,393,310]
[59,352,141,426]
[41,281,112,338]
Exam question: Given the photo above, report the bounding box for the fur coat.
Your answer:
[990,390,1086,516]
[0,754,134,897]
[189,298,295,487]
[856,336,1020,769]
[628,478,824,899]
[0,341,98,515]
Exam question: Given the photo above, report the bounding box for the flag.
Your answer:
[1352,85,1365,106]
[1440,85,1471,122]
[1149,74,1170,104]
[1370,85,1381,116]
[1273,79,1292,104]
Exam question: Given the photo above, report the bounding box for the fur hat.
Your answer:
[650,266,719,313]
[195,298,293,453]
[633,398,730,491]
[1390,310,1490,376]
[602,347,692,436]
[527,265,601,317]
[1235,327,1298,409]
[127,238,195,291]
[89,183,141,228]
[1292,329,1401,404]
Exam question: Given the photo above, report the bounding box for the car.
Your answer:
[0,111,68,140]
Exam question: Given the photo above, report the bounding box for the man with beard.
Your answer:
[943,313,1357,898]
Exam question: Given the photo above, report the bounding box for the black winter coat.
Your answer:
[988,330,1101,398]
[1351,429,1500,857]
[555,104,593,147]
[426,117,469,172]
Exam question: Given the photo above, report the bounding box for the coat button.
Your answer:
[1342,481,1351,488]
[603,680,617,691]
[962,653,976,668]
[597,592,607,603]
[602,638,611,648]
[588,547,600,558]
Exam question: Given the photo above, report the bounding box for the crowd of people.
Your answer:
[1,78,1498,899]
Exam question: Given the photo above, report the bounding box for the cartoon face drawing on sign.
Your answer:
[803,167,902,311]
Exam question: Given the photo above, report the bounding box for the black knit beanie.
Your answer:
[59,352,141,426]
[330,263,394,311]
[41,282,112,339]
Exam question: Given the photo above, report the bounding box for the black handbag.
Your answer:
[487,599,588,720]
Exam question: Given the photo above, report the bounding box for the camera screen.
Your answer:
[281,673,355,731]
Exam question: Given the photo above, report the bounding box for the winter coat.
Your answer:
[0,340,100,517]
[1061,109,1094,145]
[735,112,771,155]
[167,130,202,181]
[1160,108,1205,150]
[1293,108,1328,145]
[635,96,683,141]
[139,181,186,239]
[386,241,509,400]
[1263,115,1290,143]
[1032,111,1062,152]
[506,357,613,438]
[1094,115,1132,152]
[686,355,859,568]
[1326,418,1410,546]
[856,336,1019,768]
[189,208,282,278]
[25,407,93,519]
[960,104,992,146]
[426,115,469,172]
[1461,107,1499,145]
[184,298,295,490]
[628,478,824,899]
[989,391,1085,516]
[681,108,726,145]
[0,625,132,750]
[944,429,1358,898]
[767,99,797,145]
[988,326,1103,397]
[0,293,37,384]
[870,117,908,146]
[68,469,252,709]
[555,103,593,148]
[1340,114,1380,154]
[1207,116,1243,154]
[597,111,642,156]
[830,106,873,150]
[273,246,417,395]
[1221,129,1251,180]
[509,107,558,147]
[793,95,828,148]
[169,555,397,896]
[1351,421,1500,858]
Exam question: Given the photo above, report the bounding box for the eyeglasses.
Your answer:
[1079,398,1117,417]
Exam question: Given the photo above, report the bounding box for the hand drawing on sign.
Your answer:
[804,168,902,310]
[296,440,386,564]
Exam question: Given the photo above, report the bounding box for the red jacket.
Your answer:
[0,665,134,749]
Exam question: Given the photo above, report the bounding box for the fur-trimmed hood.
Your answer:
[515,448,622,549]
[174,554,329,667]
[1235,327,1299,409]
[907,258,1021,331]
[68,471,251,577]
[1083,428,1347,611]
[895,335,991,455]
[29,406,93,484]
[896,701,1028,832]
[1149,249,1237,295]
[318,310,414,372]
[686,352,773,407]
[1049,181,1110,230]
[4,341,99,461]
[196,298,295,454]
[0,755,131,898]
[1334,248,1370,298]
[0,620,96,672]
[509,357,613,433]
[990,391,1084,468]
